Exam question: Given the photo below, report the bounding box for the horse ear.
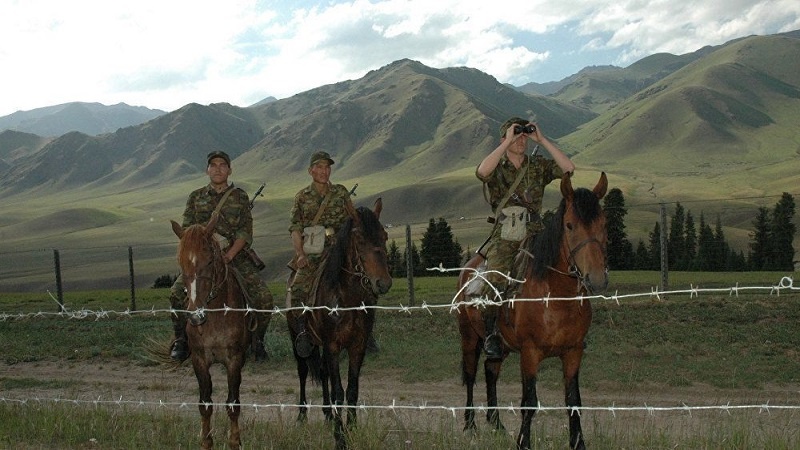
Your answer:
[171,220,184,238]
[560,171,574,199]
[593,172,608,199]
[373,197,383,220]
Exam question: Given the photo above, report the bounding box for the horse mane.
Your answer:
[529,187,602,279]
[177,224,214,271]
[322,206,383,289]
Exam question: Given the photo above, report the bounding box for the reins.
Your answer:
[546,236,607,294]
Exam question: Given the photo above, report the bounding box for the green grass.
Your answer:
[1,272,799,448]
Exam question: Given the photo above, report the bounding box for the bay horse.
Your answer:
[171,215,253,450]
[455,172,608,450]
[288,198,392,449]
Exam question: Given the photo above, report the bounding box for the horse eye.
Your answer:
[566,222,574,231]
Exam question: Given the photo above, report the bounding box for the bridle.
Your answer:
[185,241,230,325]
[341,226,385,294]
[547,235,607,295]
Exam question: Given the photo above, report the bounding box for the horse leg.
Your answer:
[461,340,480,431]
[563,351,586,450]
[325,348,347,450]
[225,357,245,449]
[345,347,367,428]
[485,357,505,430]
[516,349,542,450]
[295,350,310,422]
[459,315,481,431]
[193,361,214,450]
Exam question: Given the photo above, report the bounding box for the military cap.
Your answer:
[207,150,231,166]
[309,151,335,167]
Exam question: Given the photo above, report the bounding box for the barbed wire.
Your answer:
[0,272,796,322]
[1,395,798,417]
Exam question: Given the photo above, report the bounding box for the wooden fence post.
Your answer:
[128,246,137,311]
[405,224,415,306]
[53,249,64,312]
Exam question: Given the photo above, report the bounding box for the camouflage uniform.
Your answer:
[477,152,563,293]
[288,182,354,309]
[170,183,274,358]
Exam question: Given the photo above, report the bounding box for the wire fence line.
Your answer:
[2,276,799,418]
[2,395,799,417]
[1,275,796,322]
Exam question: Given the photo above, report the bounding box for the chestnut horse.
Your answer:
[455,172,608,450]
[289,198,392,449]
[171,216,253,450]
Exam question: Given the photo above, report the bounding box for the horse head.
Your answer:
[348,198,393,297]
[171,214,226,312]
[560,172,609,294]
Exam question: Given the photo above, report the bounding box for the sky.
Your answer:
[1,0,799,117]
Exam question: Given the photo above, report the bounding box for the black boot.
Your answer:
[293,316,314,359]
[170,320,189,361]
[483,310,503,360]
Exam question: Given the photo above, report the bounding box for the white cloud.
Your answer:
[0,0,797,116]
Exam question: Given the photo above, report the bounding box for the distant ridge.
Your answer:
[0,102,166,137]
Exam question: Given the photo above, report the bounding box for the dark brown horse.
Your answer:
[455,172,608,450]
[288,198,392,449]
[171,216,253,450]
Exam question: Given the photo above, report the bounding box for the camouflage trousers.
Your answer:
[288,254,324,312]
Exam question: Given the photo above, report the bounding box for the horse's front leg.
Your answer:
[324,347,347,449]
[225,356,245,449]
[516,347,542,450]
[458,308,481,431]
[485,356,506,430]
[345,345,367,428]
[563,350,586,450]
[192,359,214,450]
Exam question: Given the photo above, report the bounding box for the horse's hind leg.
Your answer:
[225,359,245,449]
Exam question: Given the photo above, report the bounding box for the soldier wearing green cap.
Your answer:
[287,151,356,358]
[168,150,274,362]
[476,118,575,359]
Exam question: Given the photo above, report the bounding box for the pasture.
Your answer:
[1,272,799,449]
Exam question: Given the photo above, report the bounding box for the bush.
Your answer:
[152,274,176,289]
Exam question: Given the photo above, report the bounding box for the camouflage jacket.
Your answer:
[476,153,562,227]
[289,183,353,234]
[182,183,253,247]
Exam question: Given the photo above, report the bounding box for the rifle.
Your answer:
[249,182,266,210]
[348,183,359,197]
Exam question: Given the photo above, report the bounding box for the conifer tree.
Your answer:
[603,188,634,269]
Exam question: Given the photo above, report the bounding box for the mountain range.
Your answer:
[1,30,798,291]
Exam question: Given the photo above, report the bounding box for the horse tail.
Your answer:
[305,347,324,385]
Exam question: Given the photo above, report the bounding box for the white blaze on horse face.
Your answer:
[188,252,198,304]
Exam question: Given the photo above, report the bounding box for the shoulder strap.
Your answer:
[211,185,236,218]
[495,166,527,218]
[312,188,333,226]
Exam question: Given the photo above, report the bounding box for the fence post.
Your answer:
[405,224,415,306]
[128,246,137,311]
[659,203,669,298]
[53,249,64,312]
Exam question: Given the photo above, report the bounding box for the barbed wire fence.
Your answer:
[2,271,799,418]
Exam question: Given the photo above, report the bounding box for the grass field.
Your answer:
[1,271,799,448]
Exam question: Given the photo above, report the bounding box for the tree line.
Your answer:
[605,189,796,272]
[385,190,796,277]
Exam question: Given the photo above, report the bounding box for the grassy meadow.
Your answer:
[1,271,799,448]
